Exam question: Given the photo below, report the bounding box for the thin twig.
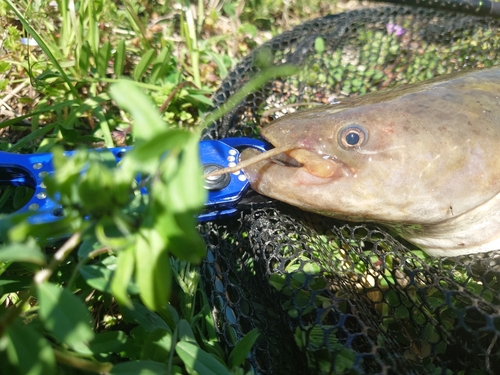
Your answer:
[159,81,199,113]
[203,144,293,178]
[53,348,113,373]
[34,232,82,285]
[0,82,28,113]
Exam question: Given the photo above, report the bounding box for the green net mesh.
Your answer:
[200,2,500,374]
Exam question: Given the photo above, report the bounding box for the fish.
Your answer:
[239,67,500,257]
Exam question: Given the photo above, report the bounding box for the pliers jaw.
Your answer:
[199,137,271,221]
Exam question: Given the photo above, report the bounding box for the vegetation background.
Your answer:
[0,0,358,374]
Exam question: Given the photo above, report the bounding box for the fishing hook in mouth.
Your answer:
[269,153,303,168]
[203,145,342,180]
[203,145,297,178]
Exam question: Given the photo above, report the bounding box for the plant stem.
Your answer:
[199,64,300,129]
[67,247,111,291]
[53,348,113,373]
[34,232,82,285]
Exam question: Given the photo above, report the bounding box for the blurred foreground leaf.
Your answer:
[37,282,94,351]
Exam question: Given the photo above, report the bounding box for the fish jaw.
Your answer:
[241,147,362,220]
[242,147,500,257]
[398,192,500,257]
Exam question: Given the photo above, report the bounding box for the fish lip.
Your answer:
[265,144,351,180]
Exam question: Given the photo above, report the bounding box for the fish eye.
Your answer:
[339,125,367,149]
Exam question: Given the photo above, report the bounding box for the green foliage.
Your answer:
[0,0,323,373]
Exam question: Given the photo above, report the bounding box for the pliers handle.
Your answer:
[0,137,271,225]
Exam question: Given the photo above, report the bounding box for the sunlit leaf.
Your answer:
[185,93,214,107]
[178,319,196,344]
[90,331,128,355]
[134,229,171,311]
[128,129,190,166]
[110,80,165,147]
[228,328,259,368]
[140,328,172,362]
[133,49,156,81]
[97,40,112,77]
[150,47,173,83]
[37,282,94,349]
[111,245,135,307]
[114,40,126,78]
[80,264,113,293]
[5,320,56,375]
[175,341,230,375]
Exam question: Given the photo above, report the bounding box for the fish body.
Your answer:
[241,68,500,257]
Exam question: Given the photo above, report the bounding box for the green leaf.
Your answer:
[166,133,204,211]
[253,47,274,69]
[109,80,165,147]
[161,211,206,262]
[121,301,171,333]
[314,37,326,53]
[178,319,196,344]
[3,0,80,99]
[129,129,190,166]
[0,60,10,74]
[228,329,259,368]
[133,49,156,81]
[37,282,94,349]
[205,51,228,78]
[134,229,172,311]
[158,135,206,262]
[111,245,135,307]
[0,239,45,265]
[0,276,32,293]
[5,320,56,375]
[150,47,173,84]
[8,218,75,247]
[80,264,113,293]
[110,360,168,375]
[90,331,128,355]
[79,41,91,74]
[97,40,112,77]
[186,93,214,107]
[175,341,230,375]
[240,22,258,38]
[140,328,172,362]
[77,238,102,259]
[114,40,126,78]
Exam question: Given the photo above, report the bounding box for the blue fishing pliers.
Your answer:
[0,137,271,225]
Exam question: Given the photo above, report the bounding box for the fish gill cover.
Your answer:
[200,1,500,374]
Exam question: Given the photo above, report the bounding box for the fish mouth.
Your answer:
[269,152,303,168]
[268,148,350,180]
[239,144,351,187]
[271,148,345,178]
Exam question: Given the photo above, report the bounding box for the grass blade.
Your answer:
[114,40,126,78]
[4,0,80,101]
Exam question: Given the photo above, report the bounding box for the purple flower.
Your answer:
[386,23,406,37]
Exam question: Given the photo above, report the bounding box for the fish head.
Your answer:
[241,88,500,225]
